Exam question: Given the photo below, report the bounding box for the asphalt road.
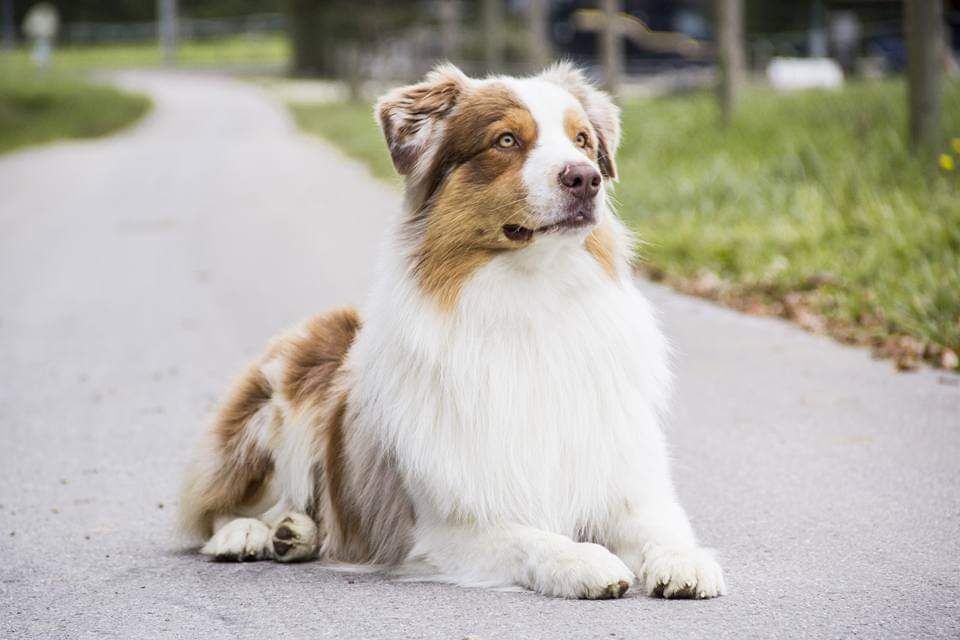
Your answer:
[1,71,958,640]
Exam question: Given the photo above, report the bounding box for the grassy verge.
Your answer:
[289,80,960,372]
[0,66,151,155]
[289,101,399,184]
[2,35,288,70]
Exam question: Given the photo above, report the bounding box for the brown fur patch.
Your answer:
[585,220,619,280]
[416,83,534,208]
[322,391,372,560]
[410,83,541,310]
[279,308,362,413]
[213,366,276,515]
[563,107,600,164]
[377,65,465,176]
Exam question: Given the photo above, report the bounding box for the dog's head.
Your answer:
[376,63,623,307]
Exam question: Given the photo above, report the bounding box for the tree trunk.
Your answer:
[600,0,622,97]
[905,0,944,151]
[157,0,178,66]
[286,0,346,77]
[482,0,503,74]
[1,0,15,52]
[715,0,745,126]
[439,0,459,64]
[528,0,551,71]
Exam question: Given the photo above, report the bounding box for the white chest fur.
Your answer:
[348,235,672,537]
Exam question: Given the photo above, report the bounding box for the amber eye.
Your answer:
[575,132,589,148]
[496,133,517,148]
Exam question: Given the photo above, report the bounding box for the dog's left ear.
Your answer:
[541,63,621,180]
[376,64,469,181]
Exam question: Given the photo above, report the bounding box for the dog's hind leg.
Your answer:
[179,308,361,563]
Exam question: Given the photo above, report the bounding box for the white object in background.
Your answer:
[766,57,844,91]
[23,2,58,68]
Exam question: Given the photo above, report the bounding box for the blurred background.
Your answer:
[1,1,958,372]
[4,7,959,638]
[2,2,958,90]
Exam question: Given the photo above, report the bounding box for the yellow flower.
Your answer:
[940,153,955,171]
[952,138,960,154]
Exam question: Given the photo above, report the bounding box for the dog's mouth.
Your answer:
[502,210,595,243]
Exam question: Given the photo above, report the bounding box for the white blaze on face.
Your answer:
[502,78,601,225]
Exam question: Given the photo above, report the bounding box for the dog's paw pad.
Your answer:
[270,513,318,563]
[597,580,631,600]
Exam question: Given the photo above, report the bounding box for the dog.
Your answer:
[178,63,726,600]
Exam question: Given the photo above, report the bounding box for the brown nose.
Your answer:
[558,163,602,199]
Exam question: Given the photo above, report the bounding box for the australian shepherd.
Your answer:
[178,63,725,600]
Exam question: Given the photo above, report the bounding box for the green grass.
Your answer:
[0,66,151,155]
[289,80,960,363]
[2,35,288,70]
[617,81,960,358]
[290,101,399,184]
[0,34,287,154]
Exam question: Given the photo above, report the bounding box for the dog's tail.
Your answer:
[177,308,361,545]
[177,359,278,543]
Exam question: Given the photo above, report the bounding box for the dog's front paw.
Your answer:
[640,544,725,599]
[537,542,635,600]
[270,512,319,563]
[201,518,271,562]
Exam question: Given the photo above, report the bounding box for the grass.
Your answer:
[0,35,286,154]
[617,81,960,368]
[290,102,399,184]
[292,81,959,370]
[0,33,287,155]
[1,35,288,70]
[0,65,151,155]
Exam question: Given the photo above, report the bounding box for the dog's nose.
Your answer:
[558,163,602,199]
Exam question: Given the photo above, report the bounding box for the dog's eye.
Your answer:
[575,132,589,148]
[496,133,517,148]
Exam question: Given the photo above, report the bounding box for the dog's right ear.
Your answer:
[376,64,469,180]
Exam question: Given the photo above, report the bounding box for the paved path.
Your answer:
[1,72,957,640]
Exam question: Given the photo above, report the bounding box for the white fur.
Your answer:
[340,73,722,598]
[342,199,717,596]
[201,517,272,560]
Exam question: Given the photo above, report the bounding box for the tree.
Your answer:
[285,0,414,78]
[600,0,622,97]
[1,0,14,51]
[286,0,341,77]
[439,0,459,64]
[904,0,945,151]
[527,0,551,71]
[715,0,745,127]
[482,0,503,74]
[157,0,178,65]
